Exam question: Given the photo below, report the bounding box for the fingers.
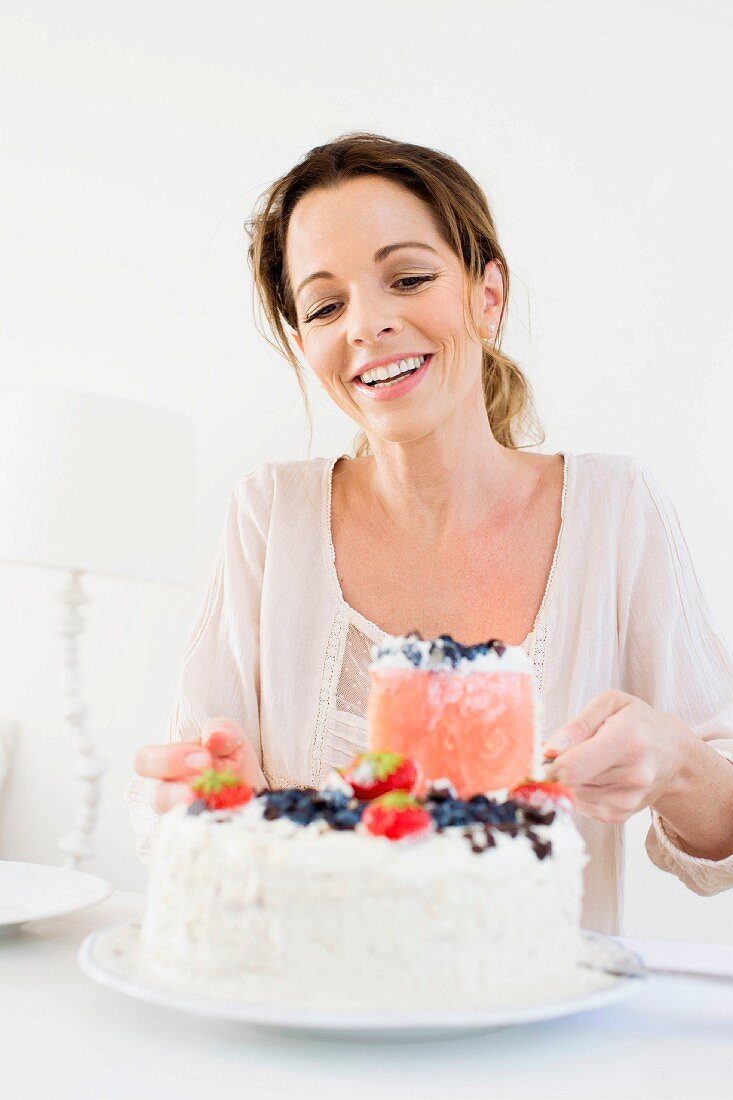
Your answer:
[542,690,633,759]
[134,740,212,780]
[134,717,261,801]
[152,780,195,814]
[572,783,641,825]
[545,717,631,786]
[201,716,247,758]
[134,717,246,779]
[199,718,268,788]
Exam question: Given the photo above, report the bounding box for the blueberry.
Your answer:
[436,635,461,666]
[331,808,363,829]
[267,789,300,811]
[472,804,503,825]
[403,644,423,667]
[429,802,454,828]
[287,809,315,825]
[446,802,473,826]
[186,798,207,816]
[494,800,519,824]
[323,790,349,811]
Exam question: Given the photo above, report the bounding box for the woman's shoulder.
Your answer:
[229,455,338,516]
[567,452,686,558]
[570,449,645,479]
[569,450,651,508]
[557,452,674,566]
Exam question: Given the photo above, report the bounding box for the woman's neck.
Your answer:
[361,393,538,549]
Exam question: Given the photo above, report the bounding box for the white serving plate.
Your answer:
[0,860,113,931]
[79,922,644,1040]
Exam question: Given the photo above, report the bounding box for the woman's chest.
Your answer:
[331,496,562,648]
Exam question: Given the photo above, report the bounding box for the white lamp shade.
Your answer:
[0,389,195,586]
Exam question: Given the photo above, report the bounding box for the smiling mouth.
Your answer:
[357,354,431,387]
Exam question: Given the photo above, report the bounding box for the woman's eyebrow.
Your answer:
[295,241,439,300]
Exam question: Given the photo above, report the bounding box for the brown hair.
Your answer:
[244,131,544,457]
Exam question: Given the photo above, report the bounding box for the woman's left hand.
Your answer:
[542,690,694,825]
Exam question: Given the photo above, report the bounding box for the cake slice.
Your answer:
[367,632,540,797]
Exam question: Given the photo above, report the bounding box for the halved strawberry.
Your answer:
[361,790,433,841]
[190,768,253,811]
[509,779,575,813]
[339,751,419,800]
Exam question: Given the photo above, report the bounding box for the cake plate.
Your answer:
[78,923,644,1040]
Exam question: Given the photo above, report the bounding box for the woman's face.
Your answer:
[286,176,503,446]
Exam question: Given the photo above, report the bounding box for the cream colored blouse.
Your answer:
[125,451,733,935]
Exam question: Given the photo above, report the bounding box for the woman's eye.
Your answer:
[304,274,435,323]
[393,275,434,289]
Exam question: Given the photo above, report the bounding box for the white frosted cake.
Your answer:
[139,764,591,1010]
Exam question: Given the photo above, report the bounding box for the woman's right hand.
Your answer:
[133,717,262,813]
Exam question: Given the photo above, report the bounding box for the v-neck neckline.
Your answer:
[323,450,571,651]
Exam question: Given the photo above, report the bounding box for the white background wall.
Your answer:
[1,1,731,942]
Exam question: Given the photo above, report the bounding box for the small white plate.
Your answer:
[79,923,644,1040]
[0,860,113,932]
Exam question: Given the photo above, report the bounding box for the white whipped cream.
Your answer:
[321,770,354,797]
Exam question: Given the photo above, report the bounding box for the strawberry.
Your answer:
[339,751,419,800]
[509,779,575,813]
[190,768,253,811]
[361,790,433,841]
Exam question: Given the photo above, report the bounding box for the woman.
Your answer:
[128,132,733,935]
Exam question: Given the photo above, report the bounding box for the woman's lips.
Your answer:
[352,354,433,401]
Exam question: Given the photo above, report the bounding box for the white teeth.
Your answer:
[359,354,427,385]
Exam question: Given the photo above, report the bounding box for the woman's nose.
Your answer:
[347,315,401,348]
[345,291,402,346]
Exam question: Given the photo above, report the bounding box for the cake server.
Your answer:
[581,934,733,983]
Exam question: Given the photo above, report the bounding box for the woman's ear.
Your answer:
[480,259,504,323]
[290,328,304,355]
[467,259,503,344]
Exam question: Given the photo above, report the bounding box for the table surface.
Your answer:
[2,890,733,1100]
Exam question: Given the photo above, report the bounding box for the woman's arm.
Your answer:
[545,459,733,894]
[650,730,733,861]
[619,462,733,890]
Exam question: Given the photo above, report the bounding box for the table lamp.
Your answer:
[0,389,195,869]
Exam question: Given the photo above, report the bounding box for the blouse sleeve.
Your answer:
[617,460,733,895]
[124,466,272,866]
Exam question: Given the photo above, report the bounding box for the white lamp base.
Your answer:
[56,571,107,870]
